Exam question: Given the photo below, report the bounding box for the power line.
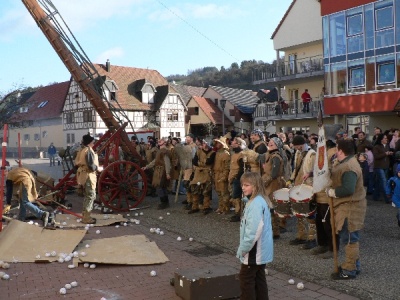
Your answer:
[156,0,240,62]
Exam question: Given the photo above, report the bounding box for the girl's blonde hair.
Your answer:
[240,172,273,208]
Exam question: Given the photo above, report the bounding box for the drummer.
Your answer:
[287,135,317,249]
[261,136,288,239]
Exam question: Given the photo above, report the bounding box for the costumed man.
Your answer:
[326,139,367,280]
[6,167,49,226]
[181,134,197,209]
[75,133,102,224]
[170,138,185,195]
[142,138,171,209]
[188,139,215,215]
[312,125,342,259]
[228,137,246,222]
[144,139,158,197]
[246,129,268,173]
[287,135,317,249]
[262,137,287,239]
[213,136,231,214]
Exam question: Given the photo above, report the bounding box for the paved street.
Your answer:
[1,158,398,299]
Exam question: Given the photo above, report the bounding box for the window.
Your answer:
[167,113,173,121]
[83,110,92,122]
[34,134,40,141]
[176,132,181,138]
[143,92,154,104]
[376,5,393,30]
[169,95,178,104]
[347,14,363,36]
[173,113,178,121]
[67,133,75,144]
[19,106,28,113]
[378,62,395,84]
[329,13,346,56]
[66,112,74,124]
[24,134,30,141]
[37,101,48,108]
[349,67,365,87]
[194,107,199,115]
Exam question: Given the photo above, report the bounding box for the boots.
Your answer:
[82,211,97,224]
[158,196,170,210]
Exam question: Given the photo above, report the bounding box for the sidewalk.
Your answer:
[0,159,360,299]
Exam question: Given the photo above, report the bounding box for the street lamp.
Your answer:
[240,118,243,133]
[220,99,227,136]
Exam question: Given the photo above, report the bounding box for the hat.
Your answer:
[235,137,247,150]
[82,134,95,146]
[251,129,264,140]
[292,135,306,146]
[271,137,283,149]
[214,136,229,149]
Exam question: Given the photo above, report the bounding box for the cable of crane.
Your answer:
[155,0,240,62]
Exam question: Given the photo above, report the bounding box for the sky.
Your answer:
[0,0,293,94]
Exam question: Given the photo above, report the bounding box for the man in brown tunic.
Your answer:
[326,139,367,279]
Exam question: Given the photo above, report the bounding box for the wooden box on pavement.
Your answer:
[174,265,240,300]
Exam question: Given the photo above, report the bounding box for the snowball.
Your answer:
[65,283,72,289]
[85,244,90,248]
[150,270,157,277]
[80,252,86,257]
[83,263,89,268]
[297,282,304,290]
[50,251,57,257]
[189,237,194,242]
[59,288,66,295]
[89,264,96,269]
[70,281,78,287]
[288,279,295,285]
[139,212,143,216]
[96,230,101,234]
[166,212,170,216]
[159,216,163,220]
[68,264,75,269]
[177,237,182,241]
[159,231,164,236]
[150,228,155,233]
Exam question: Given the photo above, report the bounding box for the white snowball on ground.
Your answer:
[123,223,127,226]
[50,251,57,257]
[139,212,143,216]
[80,252,86,257]
[59,288,66,295]
[64,256,71,262]
[35,255,41,259]
[59,226,64,229]
[115,225,120,228]
[96,230,101,234]
[100,297,107,300]
[70,281,78,287]
[34,222,39,226]
[0,271,5,277]
[89,264,96,269]
[159,231,164,235]
[150,270,157,277]
[288,279,295,285]
[126,214,130,217]
[68,264,75,269]
[2,273,10,280]
[134,213,139,216]
[58,258,64,263]
[89,224,94,227]
[28,221,34,225]
[135,220,140,225]
[189,237,193,242]
[62,222,67,226]
[297,282,304,290]
[166,212,170,215]
[159,216,163,220]
[265,269,269,275]
[177,236,182,241]
[45,252,51,257]
[150,228,155,233]
[83,263,89,268]
[2,262,10,269]
[65,283,72,289]
[73,251,79,257]
[85,244,90,248]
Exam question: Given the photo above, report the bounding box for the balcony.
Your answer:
[253,98,326,122]
[253,55,324,85]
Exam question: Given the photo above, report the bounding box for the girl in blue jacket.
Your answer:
[237,172,273,300]
[386,164,400,227]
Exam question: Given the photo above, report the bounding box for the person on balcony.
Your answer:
[301,89,312,113]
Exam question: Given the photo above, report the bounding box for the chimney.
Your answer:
[106,59,111,72]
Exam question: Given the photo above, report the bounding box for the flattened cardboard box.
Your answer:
[174,265,240,300]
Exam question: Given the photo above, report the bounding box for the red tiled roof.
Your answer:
[93,63,168,111]
[193,96,233,126]
[13,81,70,121]
[270,0,296,39]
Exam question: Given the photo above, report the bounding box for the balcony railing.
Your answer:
[253,55,324,83]
[253,98,325,121]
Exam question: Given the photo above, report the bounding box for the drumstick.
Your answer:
[296,180,306,195]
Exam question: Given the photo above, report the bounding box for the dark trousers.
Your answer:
[315,203,339,251]
[302,102,310,113]
[239,264,269,300]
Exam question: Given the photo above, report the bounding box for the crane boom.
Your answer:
[22,0,141,161]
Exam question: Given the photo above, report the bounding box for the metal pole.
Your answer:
[222,110,225,136]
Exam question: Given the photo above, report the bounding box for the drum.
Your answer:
[272,188,292,218]
[289,185,316,217]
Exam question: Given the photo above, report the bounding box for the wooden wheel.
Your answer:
[98,161,147,212]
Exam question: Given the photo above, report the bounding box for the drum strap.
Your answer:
[293,151,308,181]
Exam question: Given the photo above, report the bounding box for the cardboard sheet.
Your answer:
[75,235,169,265]
[55,213,127,228]
[0,220,86,263]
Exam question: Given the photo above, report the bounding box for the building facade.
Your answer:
[322,0,399,132]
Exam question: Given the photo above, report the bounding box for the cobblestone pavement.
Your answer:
[1,158,397,299]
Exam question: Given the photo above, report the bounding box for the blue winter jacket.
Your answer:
[237,194,273,265]
[385,169,400,208]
